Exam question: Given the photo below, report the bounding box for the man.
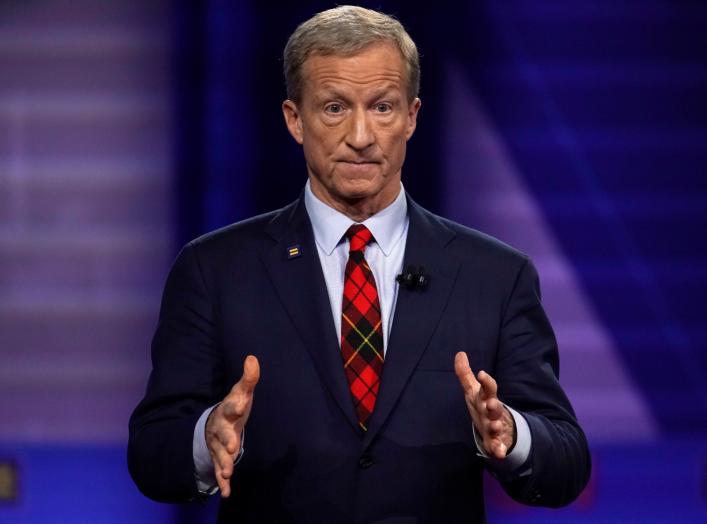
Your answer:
[128,6,590,523]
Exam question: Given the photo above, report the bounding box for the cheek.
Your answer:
[302,139,338,177]
[304,129,336,157]
[302,135,325,158]
[380,122,409,150]
[383,133,408,162]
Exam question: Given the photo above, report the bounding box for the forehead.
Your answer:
[301,43,407,97]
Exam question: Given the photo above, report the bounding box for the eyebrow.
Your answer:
[315,87,349,102]
[369,86,400,100]
[315,85,401,103]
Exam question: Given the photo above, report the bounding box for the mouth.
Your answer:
[338,160,380,172]
[339,160,380,165]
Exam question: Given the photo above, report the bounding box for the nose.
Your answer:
[345,108,375,151]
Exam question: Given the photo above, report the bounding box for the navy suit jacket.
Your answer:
[128,195,590,523]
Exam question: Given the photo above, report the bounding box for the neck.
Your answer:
[309,179,400,222]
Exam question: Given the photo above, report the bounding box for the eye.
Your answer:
[325,103,344,114]
[374,103,392,113]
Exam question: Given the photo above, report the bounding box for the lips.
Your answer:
[339,160,379,170]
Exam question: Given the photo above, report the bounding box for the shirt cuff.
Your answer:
[193,404,220,494]
[472,404,532,476]
[192,404,247,495]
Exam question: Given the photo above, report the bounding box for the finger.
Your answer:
[211,450,232,498]
[212,446,236,498]
[214,426,239,455]
[485,397,505,420]
[218,451,234,481]
[209,437,236,475]
[488,418,504,435]
[224,434,239,455]
[218,472,231,498]
[491,439,508,459]
[477,370,497,401]
[207,428,239,497]
[454,352,480,394]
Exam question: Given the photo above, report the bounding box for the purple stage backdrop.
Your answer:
[0,2,174,520]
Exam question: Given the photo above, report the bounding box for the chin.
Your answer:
[335,181,380,201]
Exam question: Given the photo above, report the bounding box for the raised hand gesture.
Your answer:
[205,355,260,497]
[454,352,515,459]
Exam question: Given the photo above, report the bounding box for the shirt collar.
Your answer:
[304,179,408,257]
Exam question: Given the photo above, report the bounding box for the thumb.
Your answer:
[454,351,472,379]
[222,356,260,421]
[454,351,470,376]
[240,355,260,394]
[454,351,480,394]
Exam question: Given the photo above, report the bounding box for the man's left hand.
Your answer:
[454,351,515,459]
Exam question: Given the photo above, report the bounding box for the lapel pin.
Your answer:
[287,245,302,259]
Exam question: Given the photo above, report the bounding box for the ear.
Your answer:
[404,97,422,141]
[282,99,304,145]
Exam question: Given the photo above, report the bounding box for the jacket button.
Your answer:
[359,454,374,469]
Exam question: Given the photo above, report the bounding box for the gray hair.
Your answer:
[283,5,420,104]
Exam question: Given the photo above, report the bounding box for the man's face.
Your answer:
[283,42,421,215]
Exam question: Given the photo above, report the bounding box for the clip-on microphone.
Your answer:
[396,265,430,291]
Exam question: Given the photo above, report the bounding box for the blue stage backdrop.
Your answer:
[0,1,705,523]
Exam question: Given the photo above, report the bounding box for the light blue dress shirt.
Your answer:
[304,179,409,353]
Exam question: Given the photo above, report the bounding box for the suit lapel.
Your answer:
[362,197,460,449]
[261,198,360,434]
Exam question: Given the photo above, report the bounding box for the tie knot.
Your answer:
[346,224,373,253]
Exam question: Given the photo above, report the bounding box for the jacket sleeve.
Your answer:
[128,242,226,502]
[492,257,591,507]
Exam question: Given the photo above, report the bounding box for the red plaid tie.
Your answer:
[341,224,384,431]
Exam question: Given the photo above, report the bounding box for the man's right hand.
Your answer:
[205,355,260,497]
